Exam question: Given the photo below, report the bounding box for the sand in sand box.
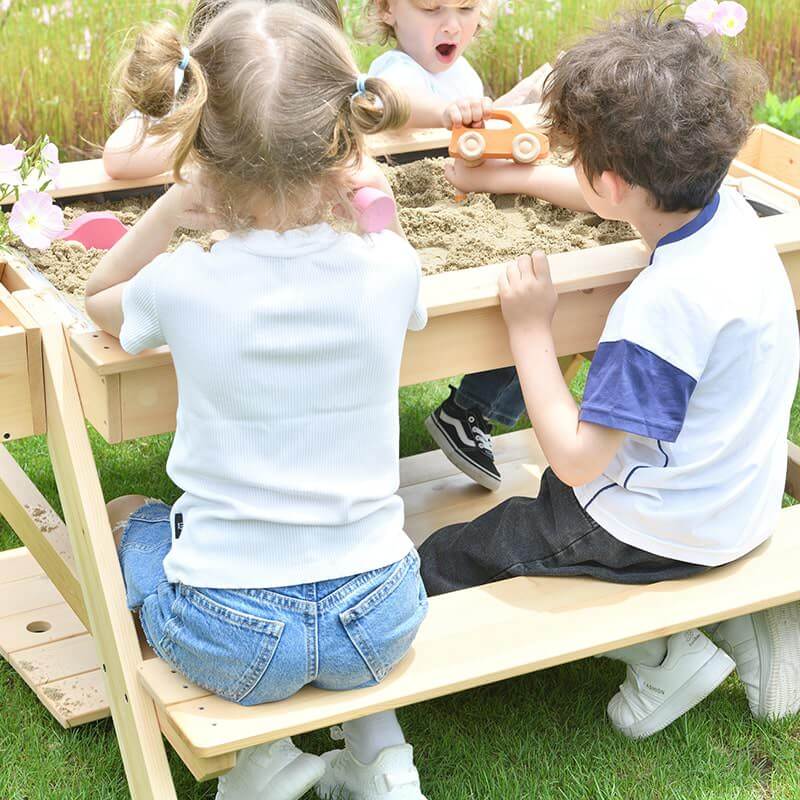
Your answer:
[16,157,637,302]
[390,158,636,272]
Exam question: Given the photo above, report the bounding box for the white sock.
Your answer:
[603,636,669,667]
[342,711,406,765]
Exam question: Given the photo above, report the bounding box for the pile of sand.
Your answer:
[17,157,637,302]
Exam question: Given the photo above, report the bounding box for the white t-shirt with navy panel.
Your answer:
[120,224,427,589]
[574,188,799,566]
[368,49,483,102]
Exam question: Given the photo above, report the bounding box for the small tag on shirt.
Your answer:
[174,513,184,540]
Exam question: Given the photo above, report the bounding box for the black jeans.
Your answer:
[419,468,708,596]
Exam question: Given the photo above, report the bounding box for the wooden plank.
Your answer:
[0,288,36,441]
[16,293,176,800]
[158,709,236,781]
[9,633,99,686]
[0,574,65,619]
[120,365,177,440]
[755,125,800,192]
[39,669,110,728]
[0,547,45,584]
[730,160,800,203]
[0,602,86,656]
[0,445,87,627]
[145,501,800,757]
[69,335,123,443]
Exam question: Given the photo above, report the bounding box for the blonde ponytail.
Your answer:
[113,20,208,181]
[349,76,410,136]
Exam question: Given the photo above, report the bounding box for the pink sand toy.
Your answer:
[352,187,396,233]
[58,211,129,250]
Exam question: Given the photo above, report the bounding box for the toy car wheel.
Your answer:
[511,133,541,164]
[458,131,486,161]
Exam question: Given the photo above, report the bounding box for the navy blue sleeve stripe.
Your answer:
[579,340,696,443]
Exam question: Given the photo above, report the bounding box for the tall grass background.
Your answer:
[0,0,798,159]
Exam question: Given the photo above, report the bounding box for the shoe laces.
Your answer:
[465,412,493,455]
[330,725,346,742]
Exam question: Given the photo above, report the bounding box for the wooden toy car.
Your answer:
[448,109,550,165]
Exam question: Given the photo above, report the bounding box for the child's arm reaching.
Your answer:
[445,159,591,212]
[499,250,625,487]
[103,113,178,180]
[404,94,492,130]
[85,181,217,336]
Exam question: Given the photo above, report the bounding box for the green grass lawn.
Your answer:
[3,373,800,799]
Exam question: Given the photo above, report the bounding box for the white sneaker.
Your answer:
[316,739,425,800]
[216,737,325,800]
[607,629,735,739]
[710,602,800,719]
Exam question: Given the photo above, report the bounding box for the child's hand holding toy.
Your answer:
[441,96,493,130]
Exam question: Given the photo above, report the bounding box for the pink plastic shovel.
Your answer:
[59,211,129,250]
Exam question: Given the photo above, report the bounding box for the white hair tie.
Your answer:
[351,73,368,100]
[173,46,191,98]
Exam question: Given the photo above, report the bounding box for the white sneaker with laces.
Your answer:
[316,728,425,800]
[607,628,735,739]
[710,602,800,719]
[215,737,325,800]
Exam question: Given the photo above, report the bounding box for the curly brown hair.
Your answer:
[541,13,767,212]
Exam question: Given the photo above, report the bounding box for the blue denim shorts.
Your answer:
[119,501,428,706]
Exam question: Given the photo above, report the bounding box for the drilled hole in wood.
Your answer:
[93,333,99,338]
[182,684,189,689]
[124,693,129,702]
[26,620,51,633]
[103,346,110,350]
[198,706,205,711]
[3,433,10,440]
[102,664,107,672]
[170,669,176,673]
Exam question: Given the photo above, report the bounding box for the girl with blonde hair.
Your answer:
[102,0,344,179]
[86,4,429,799]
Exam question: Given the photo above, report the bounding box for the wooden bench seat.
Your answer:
[139,429,800,761]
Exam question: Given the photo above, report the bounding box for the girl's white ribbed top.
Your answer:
[120,223,426,588]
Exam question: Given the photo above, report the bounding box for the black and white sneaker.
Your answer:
[425,386,502,491]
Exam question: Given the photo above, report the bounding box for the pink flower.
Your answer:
[685,0,719,36]
[8,191,64,250]
[0,143,25,187]
[713,1,747,36]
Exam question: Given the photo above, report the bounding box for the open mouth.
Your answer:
[435,43,457,62]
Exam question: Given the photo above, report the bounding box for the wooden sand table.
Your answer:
[19,158,636,305]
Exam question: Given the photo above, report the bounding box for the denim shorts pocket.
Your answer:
[159,585,284,704]
[339,551,428,683]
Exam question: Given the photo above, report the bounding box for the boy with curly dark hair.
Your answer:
[423,13,800,739]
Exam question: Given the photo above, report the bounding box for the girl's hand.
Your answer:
[444,157,532,195]
[159,176,222,231]
[442,97,492,129]
[347,155,394,198]
[498,250,557,337]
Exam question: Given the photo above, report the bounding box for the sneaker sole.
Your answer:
[424,415,501,491]
[753,602,800,719]
[611,648,735,740]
